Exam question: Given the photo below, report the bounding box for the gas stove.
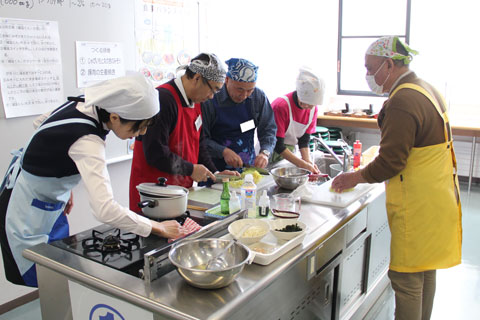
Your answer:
[50,210,245,282]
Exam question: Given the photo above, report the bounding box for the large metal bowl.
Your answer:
[168,238,252,289]
[270,166,311,190]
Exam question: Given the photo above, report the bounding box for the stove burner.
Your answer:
[82,229,140,256]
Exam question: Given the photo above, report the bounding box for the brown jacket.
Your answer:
[361,72,447,183]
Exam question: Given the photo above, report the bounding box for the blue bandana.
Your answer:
[225,58,258,82]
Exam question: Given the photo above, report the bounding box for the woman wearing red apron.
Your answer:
[129,53,238,213]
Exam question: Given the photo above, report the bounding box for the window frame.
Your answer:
[337,0,412,96]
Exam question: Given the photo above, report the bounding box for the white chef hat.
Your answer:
[84,73,160,120]
[296,67,325,106]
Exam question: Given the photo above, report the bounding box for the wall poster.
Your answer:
[134,0,199,85]
[0,17,63,118]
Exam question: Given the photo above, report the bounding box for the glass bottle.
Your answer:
[220,178,230,215]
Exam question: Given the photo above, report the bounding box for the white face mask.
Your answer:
[365,60,389,95]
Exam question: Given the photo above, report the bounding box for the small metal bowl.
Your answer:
[168,238,252,289]
[270,167,311,190]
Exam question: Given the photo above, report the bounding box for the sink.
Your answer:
[312,152,344,177]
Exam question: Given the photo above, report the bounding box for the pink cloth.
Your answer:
[168,217,202,243]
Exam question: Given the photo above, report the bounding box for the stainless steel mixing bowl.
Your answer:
[168,238,252,289]
[270,166,311,190]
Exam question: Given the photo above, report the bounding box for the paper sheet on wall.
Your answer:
[134,0,199,85]
[0,18,64,118]
[75,41,125,88]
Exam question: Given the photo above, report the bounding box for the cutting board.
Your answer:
[301,179,377,208]
[211,174,274,193]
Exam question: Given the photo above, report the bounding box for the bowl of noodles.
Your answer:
[228,218,270,245]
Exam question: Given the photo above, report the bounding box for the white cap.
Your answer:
[244,173,253,182]
[84,73,159,120]
[296,66,325,106]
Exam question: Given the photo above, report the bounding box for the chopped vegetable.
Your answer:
[275,223,303,232]
[229,169,264,188]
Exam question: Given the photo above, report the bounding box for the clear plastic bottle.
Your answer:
[257,190,270,218]
[353,140,362,169]
[229,191,241,213]
[241,174,257,218]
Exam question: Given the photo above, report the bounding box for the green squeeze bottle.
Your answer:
[220,178,230,215]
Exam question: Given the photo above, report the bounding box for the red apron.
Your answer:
[129,83,201,213]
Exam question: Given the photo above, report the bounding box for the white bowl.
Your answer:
[228,219,270,245]
[269,220,306,241]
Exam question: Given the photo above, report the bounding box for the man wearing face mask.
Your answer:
[331,36,462,320]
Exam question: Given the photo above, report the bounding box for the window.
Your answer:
[337,0,411,96]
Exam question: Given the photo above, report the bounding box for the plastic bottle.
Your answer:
[220,178,230,215]
[240,189,246,210]
[241,174,257,218]
[257,190,270,218]
[229,191,241,213]
[353,140,362,169]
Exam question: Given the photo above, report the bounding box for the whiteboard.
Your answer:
[0,0,135,164]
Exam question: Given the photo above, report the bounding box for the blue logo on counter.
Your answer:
[89,304,125,320]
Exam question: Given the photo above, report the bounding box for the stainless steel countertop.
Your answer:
[23,182,385,320]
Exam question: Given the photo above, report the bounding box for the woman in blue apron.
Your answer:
[0,74,185,287]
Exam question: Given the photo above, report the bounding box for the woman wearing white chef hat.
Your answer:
[271,67,325,174]
[0,73,186,287]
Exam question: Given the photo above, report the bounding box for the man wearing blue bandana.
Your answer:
[201,58,277,171]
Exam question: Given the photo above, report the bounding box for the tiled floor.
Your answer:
[1,183,479,320]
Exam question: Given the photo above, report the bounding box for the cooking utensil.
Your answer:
[202,239,236,271]
[136,177,189,218]
[271,209,300,219]
[186,204,208,211]
[168,238,253,289]
[270,166,310,190]
[214,174,242,181]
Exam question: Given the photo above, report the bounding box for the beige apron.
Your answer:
[386,83,462,273]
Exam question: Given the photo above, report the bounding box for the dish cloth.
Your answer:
[168,217,202,243]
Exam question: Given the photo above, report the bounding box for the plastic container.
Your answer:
[257,190,270,218]
[229,191,241,213]
[353,140,362,169]
[241,174,257,218]
[220,178,230,214]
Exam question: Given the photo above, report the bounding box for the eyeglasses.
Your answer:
[202,77,221,95]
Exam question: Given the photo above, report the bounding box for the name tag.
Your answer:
[240,119,255,133]
[195,115,202,131]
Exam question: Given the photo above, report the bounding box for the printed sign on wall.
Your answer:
[75,41,125,88]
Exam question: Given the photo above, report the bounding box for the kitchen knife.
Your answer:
[214,174,242,181]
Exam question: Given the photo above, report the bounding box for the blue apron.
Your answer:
[210,97,256,171]
[1,106,97,287]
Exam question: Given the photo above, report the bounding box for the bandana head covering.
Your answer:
[84,73,159,120]
[225,58,258,82]
[186,53,226,83]
[296,67,325,106]
[365,36,419,64]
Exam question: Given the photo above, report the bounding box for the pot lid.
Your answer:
[136,178,188,197]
